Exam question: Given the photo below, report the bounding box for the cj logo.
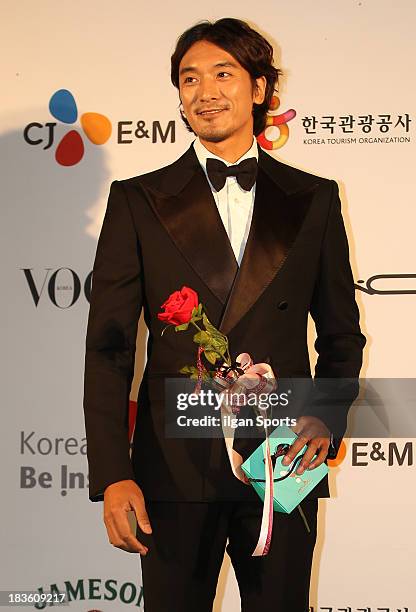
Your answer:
[23,89,111,166]
[23,89,175,166]
[257,95,296,150]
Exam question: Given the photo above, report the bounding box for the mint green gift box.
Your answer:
[240,424,328,514]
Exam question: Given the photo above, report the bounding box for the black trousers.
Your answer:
[137,497,318,612]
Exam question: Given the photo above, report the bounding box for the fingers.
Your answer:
[103,481,151,555]
[104,506,149,555]
[307,442,330,471]
[131,495,153,535]
[283,416,331,473]
[282,436,330,474]
[282,435,308,466]
[295,440,320,475]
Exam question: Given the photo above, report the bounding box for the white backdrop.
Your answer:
[1,1,415,610]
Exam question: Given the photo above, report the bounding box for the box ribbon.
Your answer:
[212,352,277,556]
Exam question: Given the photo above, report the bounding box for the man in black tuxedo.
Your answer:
[83,18,366,612]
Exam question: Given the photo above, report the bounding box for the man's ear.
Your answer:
[178,98,187,118]
[253,76,267,105]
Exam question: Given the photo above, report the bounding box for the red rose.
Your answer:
[157,286,199,326]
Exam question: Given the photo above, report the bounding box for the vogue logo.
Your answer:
[21,268,92,308]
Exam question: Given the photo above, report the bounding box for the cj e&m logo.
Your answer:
[351,441,413,466]
[327,439,414,468]
[23,89,176,166]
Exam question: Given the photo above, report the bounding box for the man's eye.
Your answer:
[184,76,196,83]
[218,71,231,78]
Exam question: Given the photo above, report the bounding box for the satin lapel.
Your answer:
[147,164,238,305]
[218,165,319,337]
[142,142,321,336]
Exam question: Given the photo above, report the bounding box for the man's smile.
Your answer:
[196,108,228,117]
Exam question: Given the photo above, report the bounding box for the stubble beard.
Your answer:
[195,123,236,144]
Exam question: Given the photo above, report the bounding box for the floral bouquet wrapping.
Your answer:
[158,285,283,556]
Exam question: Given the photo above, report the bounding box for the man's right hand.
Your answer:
[103,479,152,555]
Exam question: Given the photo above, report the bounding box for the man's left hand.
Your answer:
[281,416,330,475]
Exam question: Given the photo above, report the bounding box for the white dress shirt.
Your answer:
[193,136,258,266]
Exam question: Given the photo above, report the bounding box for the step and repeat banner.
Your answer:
[2,1,415,610]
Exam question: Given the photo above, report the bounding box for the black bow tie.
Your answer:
[206,157,258,192]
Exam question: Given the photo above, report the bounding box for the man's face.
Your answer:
[178,40,266,144]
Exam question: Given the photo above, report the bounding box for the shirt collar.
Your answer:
[193,136,258,178]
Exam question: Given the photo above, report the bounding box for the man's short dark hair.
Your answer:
[171,18,282,136]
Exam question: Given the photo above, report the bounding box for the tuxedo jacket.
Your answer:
[83,142,366,503]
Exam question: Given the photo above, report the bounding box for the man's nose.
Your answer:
[197,76,220,101]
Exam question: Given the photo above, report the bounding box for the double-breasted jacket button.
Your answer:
[277,300,288,310]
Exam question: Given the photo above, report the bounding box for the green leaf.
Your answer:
[204,350,221,365]
[209,335,227,355]
[202,313,220,335]
[180,364,211,381]
[193,330,210,345]
[191,369,210,381]
[175,322,189,331]
[202,313,228,351]
[189,305,203,323]
[180,365,199,376]
[179,365,192,374]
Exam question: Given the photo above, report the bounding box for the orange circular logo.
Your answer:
[327,439,347,467]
